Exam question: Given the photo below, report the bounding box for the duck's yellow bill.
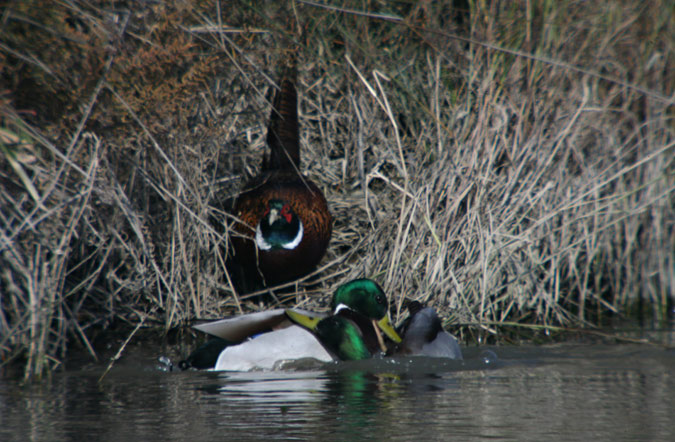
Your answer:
[377,316,402,343]
[285,309,322,331]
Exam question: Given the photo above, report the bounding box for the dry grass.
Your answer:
[1,0,673,379]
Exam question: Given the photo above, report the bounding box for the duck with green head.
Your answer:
[180,279,402,371]
[286,278,400,361]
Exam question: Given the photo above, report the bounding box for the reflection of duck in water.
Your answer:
[180,279,401,371]
[390,301,463,360]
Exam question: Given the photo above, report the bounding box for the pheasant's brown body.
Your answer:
[231,67,332,289]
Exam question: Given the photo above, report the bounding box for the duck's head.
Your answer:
[287,279,402,360]
[331,279,401,344]
[255,199,303,251]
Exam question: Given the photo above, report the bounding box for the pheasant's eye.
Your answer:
[281,204,292,223]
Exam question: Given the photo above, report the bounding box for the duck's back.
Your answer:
[399,306,463,360]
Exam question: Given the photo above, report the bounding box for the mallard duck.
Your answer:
[286,279,401,361]
[390,301,463,360]
[181,279,401,371]
[230,59,332,290]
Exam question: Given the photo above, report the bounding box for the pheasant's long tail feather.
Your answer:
[264,61,299,171]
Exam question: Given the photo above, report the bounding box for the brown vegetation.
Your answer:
[1,0,673,379]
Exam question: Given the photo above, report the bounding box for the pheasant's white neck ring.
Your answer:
[255,220,304,251]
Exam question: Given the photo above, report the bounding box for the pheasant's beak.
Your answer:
[267,208,280,225]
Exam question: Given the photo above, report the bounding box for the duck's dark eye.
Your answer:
[376,294,385,305]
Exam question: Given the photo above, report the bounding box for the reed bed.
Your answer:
[0,0,673,379]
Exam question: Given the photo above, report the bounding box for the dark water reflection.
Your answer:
[1,344,673,441]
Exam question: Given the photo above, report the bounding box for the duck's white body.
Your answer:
[193,308,333,371]
[212,325,333,371]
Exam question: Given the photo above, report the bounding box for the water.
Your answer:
[1,343,673,441]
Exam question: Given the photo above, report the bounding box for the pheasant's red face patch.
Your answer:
[281,204,293,223]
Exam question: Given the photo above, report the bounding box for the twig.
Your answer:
[98,316,146,384]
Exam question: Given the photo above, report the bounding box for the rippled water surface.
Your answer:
[1,343,673,441]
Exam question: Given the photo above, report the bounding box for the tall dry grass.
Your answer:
[0,0,673,379]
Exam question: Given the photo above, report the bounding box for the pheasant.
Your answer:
[230,64,332,290]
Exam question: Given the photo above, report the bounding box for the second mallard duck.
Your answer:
[181,279,401,371]
[389,301,463,360]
